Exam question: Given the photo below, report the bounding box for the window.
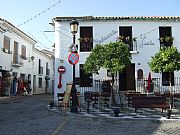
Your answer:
[80,27,93,52]
[162,72,174,86]
[159,27,174,85]
[28,74,31,83]
[159,27,172,47]
[21,45,26,60]
[119,26,133,51]
[38,59,43,74]
[3,36,10,50]
[38,78,42,88]
[137,69,143,79]
[79,64,93,87]
[46,62,50,75]
[13,41,19,63]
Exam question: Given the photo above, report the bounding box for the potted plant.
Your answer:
[132,37,137,42]
[159,36,174,43]
[78,37,93,42]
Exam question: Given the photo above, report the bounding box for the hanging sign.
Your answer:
[68,52,79,65]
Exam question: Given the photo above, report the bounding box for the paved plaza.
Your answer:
[1,94,180,135]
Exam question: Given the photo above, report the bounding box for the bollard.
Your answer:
[84,91,92,113]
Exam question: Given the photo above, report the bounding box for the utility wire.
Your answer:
[17,0,62,27]
[141,20,176,36]
[42,31,53,44]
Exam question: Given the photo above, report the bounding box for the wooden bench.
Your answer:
[100,92,111,108]
[124,92,144,107]
[132,96,169,113]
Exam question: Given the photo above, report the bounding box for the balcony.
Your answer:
[2,48,12,54]
[46,69,50,76]
[12,53,23,67]
[39,66,43,75]
[129,41,138,53]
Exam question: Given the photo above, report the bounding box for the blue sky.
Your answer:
[0,0,179,50]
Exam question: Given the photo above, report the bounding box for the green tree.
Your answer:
[83,44,105,74]
[149,46,180,111]
[84,41,131,105]
[149,46,180,73]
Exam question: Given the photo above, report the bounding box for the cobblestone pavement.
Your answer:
[1,94,180,135]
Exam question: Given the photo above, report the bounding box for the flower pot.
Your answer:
[166,109,172,119]
[113,107,120,117]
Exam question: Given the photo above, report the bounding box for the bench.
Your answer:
[132,96,169,113]
[125,92,141,106]
[100,92,111,108]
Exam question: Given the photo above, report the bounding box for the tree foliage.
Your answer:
[149,46,180,73]
[83,41,131,74]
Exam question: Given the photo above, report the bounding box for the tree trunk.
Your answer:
[111,73,116,106]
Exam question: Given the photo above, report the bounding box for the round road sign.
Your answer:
[58,66,66,74]
[68,52,79,65]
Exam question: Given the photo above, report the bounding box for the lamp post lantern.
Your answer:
[70,19,79,113]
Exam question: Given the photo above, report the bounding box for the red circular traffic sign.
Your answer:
[68,52,79,65]
[58,66,66,74]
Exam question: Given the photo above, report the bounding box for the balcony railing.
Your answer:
[39,66,43,75]
[12,53,23,67]
[127,41,138,52]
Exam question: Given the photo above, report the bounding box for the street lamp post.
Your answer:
[70,19,79,113]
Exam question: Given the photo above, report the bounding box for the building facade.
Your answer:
[32,48,54,94]
[52,16,180,101]
[0,18,54,96]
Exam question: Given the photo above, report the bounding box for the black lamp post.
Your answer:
[70,19,79,113]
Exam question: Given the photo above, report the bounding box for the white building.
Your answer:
[52,16,180,101]
[32,48,54,94]
[0,18,54,96]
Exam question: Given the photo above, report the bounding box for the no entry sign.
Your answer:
[58,66,66,74]
[68,52,79,65]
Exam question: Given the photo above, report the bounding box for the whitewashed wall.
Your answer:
[0,19,54,95]
[0,21,35,92]
[54,18,180,101]
[33,48,54,94]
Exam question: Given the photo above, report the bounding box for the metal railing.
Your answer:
[76,77,180,94]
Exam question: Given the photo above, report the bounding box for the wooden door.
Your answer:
[119,64,135,91]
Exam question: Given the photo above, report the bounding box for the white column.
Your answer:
[54,21,61,101]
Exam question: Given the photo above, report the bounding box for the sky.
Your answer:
[0,0,180,50]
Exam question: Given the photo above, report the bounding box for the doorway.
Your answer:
[119,64,135,91]
[33,75,36,94]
